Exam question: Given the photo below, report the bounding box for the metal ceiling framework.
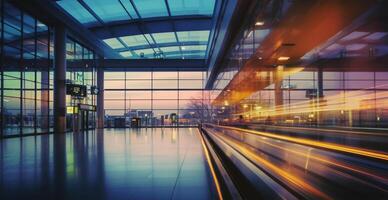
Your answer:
[55,0,217,60]
[7,0,243,71]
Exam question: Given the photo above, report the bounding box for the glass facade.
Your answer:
[1,1,53,136]
[0,1,99,137]
[104,71,214,127]
[209,2,388,128]
[65,39,98,131]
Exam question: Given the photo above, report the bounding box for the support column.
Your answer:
[97,58,104,129]
[54,24,67,133]
[274,65,284,122]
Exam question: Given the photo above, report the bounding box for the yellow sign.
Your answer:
[66,106,78,114]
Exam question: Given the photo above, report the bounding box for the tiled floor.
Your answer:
[0,128,217,200]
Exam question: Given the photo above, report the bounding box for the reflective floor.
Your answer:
[0,128,217,200]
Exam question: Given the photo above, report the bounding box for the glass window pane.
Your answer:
[133,48,156,58]
[126,72,151,79]
[160,46,180,53]
[120,34,149,47]
[179,90,203,99]
[104,91,125,99]
[153,100,178,109]
[84,0,136,22]
[126,80,151,89]
[177,30,210,42]
[105,72,125,79]
[103,38,125,49]
[132,0,168,18]
[179,80,203,89]
[181,45,207,51]
[126,100,151,109]
[119,51,133,58]
[167,0,215,16]
[105,80,125,89]
[153,80,178,89]
[105,100,125,109]
[154,72,178,79]
[57,0,97,24]
[126,91,151,99]
[152,32,177,44]
[179,72,203,79]
[154,91,178,99]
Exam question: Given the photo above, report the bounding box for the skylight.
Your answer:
[167,0,215,16]
[103,38,125,49]
[152,32,177,44]
[120,35,150,47]
[57,0,97,24]
[177,31,210,42]
[83,0,138,22]
[132,0,168,18]
[55,0,217,60]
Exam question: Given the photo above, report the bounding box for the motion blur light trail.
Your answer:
[203,125,388,199]
[211,125,388,161]
[233,86,388,120]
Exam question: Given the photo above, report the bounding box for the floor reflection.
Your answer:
[0,128,217,200]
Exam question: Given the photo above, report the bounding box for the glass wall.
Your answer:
[231,71,388,127]
[209,1,388,128]
[66,38,98,131]
[1,1,53,137]
[104,71,212,127]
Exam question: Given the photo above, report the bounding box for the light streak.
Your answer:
[211,131,332,200]
[254,137,388,186]
[198,130,223,200]
[212,125,388,161]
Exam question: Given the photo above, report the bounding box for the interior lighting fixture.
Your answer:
[278,56,290,61]
[255,21,264,26]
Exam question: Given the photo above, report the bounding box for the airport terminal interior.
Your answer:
[1,0,388,199]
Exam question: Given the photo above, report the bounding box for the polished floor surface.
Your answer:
[0,128,217,200]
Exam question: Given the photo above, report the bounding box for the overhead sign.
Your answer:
[66,84,87,97]
[78,104,97,112]
[66,106,79,114]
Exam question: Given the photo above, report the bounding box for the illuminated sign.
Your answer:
[66,84,87,97]
[66,106,78,114]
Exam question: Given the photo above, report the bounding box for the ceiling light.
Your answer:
[278,56,290,61]
[255,21,264,26]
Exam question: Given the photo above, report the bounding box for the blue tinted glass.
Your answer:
[120,35,149,47]
[132,0,168,18]
[103,38,125,49]
[152,32,177,44]
[167,0,215,16]
[120,0,139,19]
[133,48,156,58]
[83,0,137,22]
[177,30,210,42]
[160,46,180,53]
[57,0,97,24]
[181,45,207,51]
[119,51,133,58]
[182,51,206,58]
